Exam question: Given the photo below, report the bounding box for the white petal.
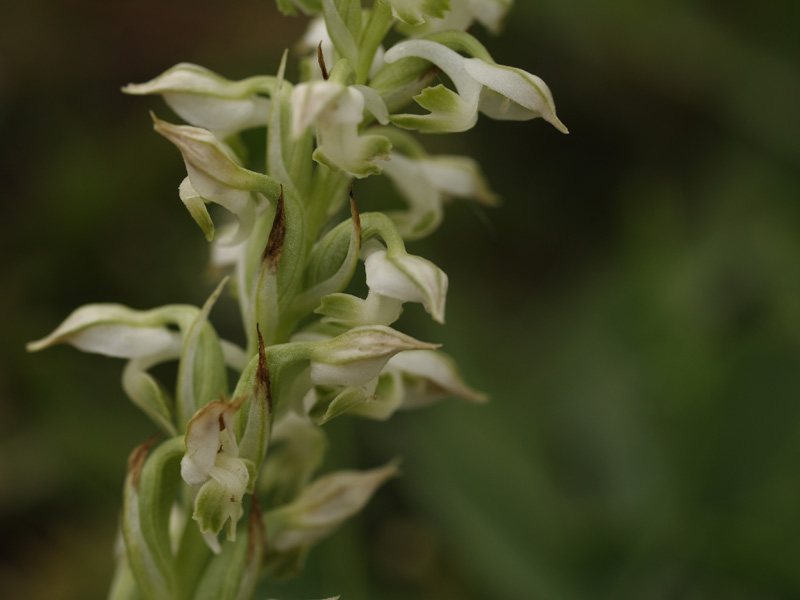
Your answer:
[27,304,182,358]
[365,250,448,323]
[309,326,438,386]
[266,462,399,552]
[463,59,568,133]
[388,349,487,405]
[384,40,481,102]
[181,397,243,486]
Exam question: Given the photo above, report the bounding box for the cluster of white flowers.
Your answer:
[28,1,565,598]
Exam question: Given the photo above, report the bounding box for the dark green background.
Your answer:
[2,1,800,598]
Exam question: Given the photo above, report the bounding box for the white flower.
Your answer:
[153,116,272,242]
[343,348,486,420]
[386,0,451,26]
[181,397,251,553]
[26,304,182,358]
[364,248,449,323]
[383,39,567,133]
[401,0,512,34]
[264,462,399,553]
[382,151,497,239]
[290,80,391,177]
[386,348,487,407]
[123,63,273,139]
[308,325,438,387]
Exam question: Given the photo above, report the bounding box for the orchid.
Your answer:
[28,0,566,597]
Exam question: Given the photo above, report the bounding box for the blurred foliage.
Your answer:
[2,0,800,598]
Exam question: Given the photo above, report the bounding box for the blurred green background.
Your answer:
[3,1,800,598]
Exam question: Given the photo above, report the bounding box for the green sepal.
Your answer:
[176,278,229,428]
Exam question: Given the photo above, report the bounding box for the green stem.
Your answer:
[356,0,395,85]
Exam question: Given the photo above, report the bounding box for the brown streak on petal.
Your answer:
[317,42,329,81]
[256,325,273,414]
[349,184,362,245]
[263,185,286,272]
[127,433,160,489]
[248,492,265,565]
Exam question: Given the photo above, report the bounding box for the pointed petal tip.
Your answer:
[552,116,569,134]
[25,339,46,353]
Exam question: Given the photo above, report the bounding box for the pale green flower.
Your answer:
[401,0,512,34]
[384,39,567,133]
[382,150,497,239]
[182,397,252,553]
[308,325,438,387]
[264,462,399,553]
[123,63,273,139]
[290,79,391,177]
[386,0,451,26]
[363,246,449,323]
